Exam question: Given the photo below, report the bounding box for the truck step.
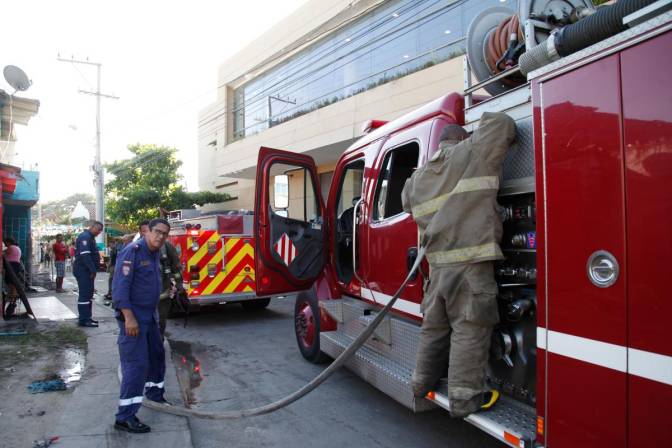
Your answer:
[320,330,436,412]
[320,297,422,371]
[427,381,537,448]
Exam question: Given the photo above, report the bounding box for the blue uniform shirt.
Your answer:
[73,229,101,274]
[112,238,162,323]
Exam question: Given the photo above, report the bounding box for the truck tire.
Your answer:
[294,291,329,364]
[241,297,271,310]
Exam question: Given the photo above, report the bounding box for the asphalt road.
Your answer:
[165,296,506,448]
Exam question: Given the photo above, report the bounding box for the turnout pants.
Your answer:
[412,262,499,417]
[73,267,94,323]
[116,318,166,422]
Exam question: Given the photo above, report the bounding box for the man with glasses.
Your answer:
[112,218,171,433]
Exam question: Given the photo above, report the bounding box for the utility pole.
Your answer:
[267,95,296,128]
[57,56,118,247]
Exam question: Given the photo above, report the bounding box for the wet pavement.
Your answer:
[170,339,204,407]
[60,347,86,384]
[166,298,505,448]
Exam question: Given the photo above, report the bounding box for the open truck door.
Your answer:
[254,147,326,296]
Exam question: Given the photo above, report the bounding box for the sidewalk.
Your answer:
[13,271,193,447]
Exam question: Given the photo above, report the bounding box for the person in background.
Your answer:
[73,221,104,327]
[67,241,76,272]
[4,236,25,288]
[158,239,184,338]
[53,234,68,293]
[132,220,150,243]
[104,238,121,305]
[44,240,53,268]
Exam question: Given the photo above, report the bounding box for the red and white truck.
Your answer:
[250,2,671,447]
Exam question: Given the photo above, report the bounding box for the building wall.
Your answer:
[198,0,481,211]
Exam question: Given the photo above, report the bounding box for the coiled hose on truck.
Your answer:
[519,0,659,75]
[144,246,427,419]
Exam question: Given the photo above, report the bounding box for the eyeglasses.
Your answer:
[151,228,169,239]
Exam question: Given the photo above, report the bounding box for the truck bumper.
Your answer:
[187,291,259,305]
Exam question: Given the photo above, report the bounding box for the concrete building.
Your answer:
[198,0,495,209]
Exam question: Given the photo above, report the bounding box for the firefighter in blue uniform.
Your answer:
[73,221,103,327]
[112,218,171,433]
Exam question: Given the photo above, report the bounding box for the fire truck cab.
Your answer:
[168,210,271,310]
[252,6,671,448]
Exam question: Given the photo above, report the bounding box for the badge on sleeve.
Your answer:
[122,260,132,276]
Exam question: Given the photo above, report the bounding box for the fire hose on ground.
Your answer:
[144,246,426,419]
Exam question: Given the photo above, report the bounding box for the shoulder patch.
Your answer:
[82,240,87,246]
[132,243,141,251]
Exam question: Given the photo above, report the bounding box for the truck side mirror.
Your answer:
[274,174,289,210]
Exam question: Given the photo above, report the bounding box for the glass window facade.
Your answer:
[232,0,505,140]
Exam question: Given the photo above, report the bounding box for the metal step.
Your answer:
[427,381,537,448]
[320,330,436,412]
[320,297,422,372]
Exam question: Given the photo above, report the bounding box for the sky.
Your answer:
[2,0,308,202]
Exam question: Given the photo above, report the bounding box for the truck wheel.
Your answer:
[241,298,271,310]
[294,291,328,364]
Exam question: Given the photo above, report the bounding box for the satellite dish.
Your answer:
[3,65,32,92]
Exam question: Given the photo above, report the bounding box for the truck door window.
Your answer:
[373,143,419,221]
[269,163,319,223]
[334,160,364,283]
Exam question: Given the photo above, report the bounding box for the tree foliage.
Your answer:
[105,144,229,225]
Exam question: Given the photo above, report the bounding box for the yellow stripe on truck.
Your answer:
[225,244,254,273]
[202,271,227,295]
[194,234,222,282]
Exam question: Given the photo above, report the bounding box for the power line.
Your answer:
[267,0,464,111]
[234,0,463,121]
[233,0,469,135]
[234,0,434,112]
[238,36,466,137]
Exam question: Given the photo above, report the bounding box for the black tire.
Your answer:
[294,290,329,364]
[241,297,271,310]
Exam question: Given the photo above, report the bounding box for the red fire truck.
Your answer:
[168,210,271,310]
[250,2,670,447]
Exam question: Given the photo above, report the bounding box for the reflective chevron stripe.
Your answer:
[119,395,143,406]
[426,242,502,265]
[411,176,499,218]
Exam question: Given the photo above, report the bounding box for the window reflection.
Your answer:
[232,0,499,141]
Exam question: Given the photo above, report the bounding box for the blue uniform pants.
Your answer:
[116,318,166,422]
[73,267,93,323]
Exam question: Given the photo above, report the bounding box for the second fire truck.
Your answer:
[168,210,271,310]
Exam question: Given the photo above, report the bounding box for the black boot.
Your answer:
[115,417,151,433]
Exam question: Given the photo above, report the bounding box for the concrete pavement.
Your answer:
[31,272,193,447]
